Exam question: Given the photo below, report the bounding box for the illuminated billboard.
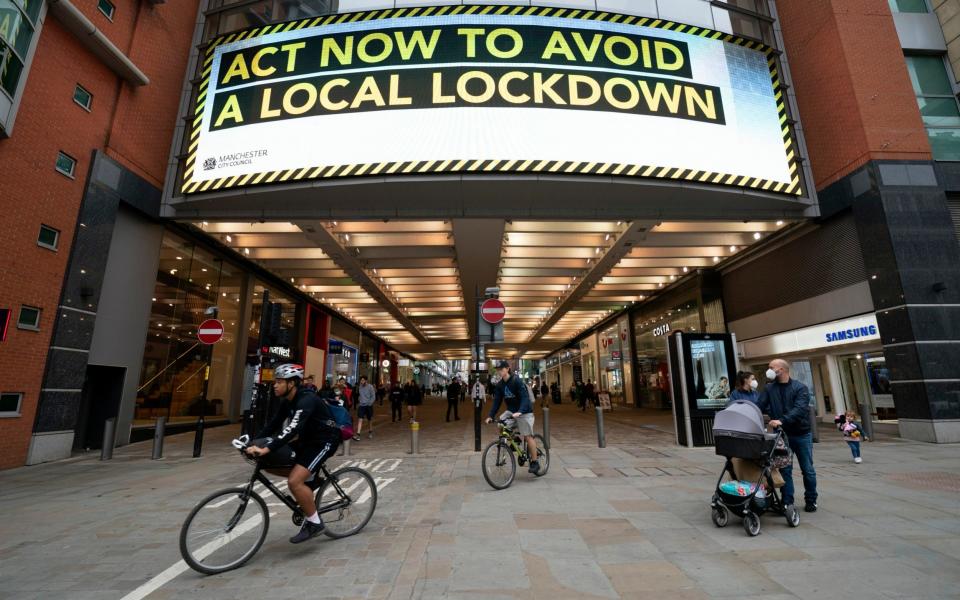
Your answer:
[182,6,800,195]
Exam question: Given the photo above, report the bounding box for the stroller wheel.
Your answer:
[711,506,728,528]
[785,505,801,528]
[743,512,761,537]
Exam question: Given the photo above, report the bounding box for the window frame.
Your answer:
[0,392,23,417]
[73,84,93,111]
[37,224,60,251]
[905,53,960,161]
[97,0,116,21]
[17,305,40,331]
[55,151,77,178]
[888,0,930,13]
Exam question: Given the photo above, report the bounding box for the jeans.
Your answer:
[446,399,459,421]
[847,440,861,458]
[781,432,817,506]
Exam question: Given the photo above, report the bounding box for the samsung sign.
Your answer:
[182,6,799,195]
[825,324,877,344]
[739,314,881,359]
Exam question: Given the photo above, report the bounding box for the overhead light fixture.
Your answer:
[753,232,761,240]
[176,256,183,260]
[729,245,737,252]
[713,257,720,263]
[225,235,232,243]
[776,220,784,226]
[682,266,689,273]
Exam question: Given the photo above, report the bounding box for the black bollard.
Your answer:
[193,415,204,457]
[100,418,116,461]
[152,416,166,460]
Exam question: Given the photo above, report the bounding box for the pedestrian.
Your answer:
[569,382,577,405]
[540,380,549,404]
[729,371,759,404]
[836,410,864,463]
[446,377,462,421]
[390,382,404,422]
[354,376,376,440]
[303,375,318,392]
[407,379,422,423]
[756,358,818,512]
[584,379,595,408]
[532,377,542,405]
[376,381,386,407]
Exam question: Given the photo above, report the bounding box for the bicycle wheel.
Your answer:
[317,467,377,539]
[482,440,516,490]
[179,488,269,575]
[532,434,550,476]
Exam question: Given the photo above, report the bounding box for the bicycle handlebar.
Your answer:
[231,434,250,450]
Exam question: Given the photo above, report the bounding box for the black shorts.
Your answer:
[255,438,339,473]
[358,405,374,420]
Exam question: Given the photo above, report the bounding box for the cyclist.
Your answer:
[485,360,540,475]
[245,363,341,544]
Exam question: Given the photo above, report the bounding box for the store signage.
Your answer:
[398,358,411,366]
[381,359,391,368]
[359,352,370,362]
[183,8,799,196]
[611,350,622,359]
[653,323,671,336]
[825,324,877,344]
[269,346,291,357]
[329,340,343,354]
[342,347,353,359]
[739,314,881,359]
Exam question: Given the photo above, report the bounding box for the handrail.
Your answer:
[138,342,201,392]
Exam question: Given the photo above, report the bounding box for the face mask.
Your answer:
[765,368,777,381]
[750,379,759,391]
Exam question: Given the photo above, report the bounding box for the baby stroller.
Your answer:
[710,400,801,536]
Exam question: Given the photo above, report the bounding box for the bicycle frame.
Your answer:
[497,423,528,461]
[225,459,352,532]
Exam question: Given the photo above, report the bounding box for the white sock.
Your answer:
[306,512,321,524]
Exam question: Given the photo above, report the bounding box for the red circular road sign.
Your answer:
[197,319,224,344]
[480,298,506,324]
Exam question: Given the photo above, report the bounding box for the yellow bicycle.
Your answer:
[481,418,549,490]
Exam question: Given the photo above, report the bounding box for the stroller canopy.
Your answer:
[713,400,765,436]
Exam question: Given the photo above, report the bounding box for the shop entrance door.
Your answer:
[838,353,898,422]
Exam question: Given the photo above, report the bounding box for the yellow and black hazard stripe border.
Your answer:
[181,5,803,196]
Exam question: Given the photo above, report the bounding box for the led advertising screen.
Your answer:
[689,338,730,410]
[182,6,800,195]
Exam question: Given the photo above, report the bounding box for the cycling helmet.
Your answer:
[274,363,304,381]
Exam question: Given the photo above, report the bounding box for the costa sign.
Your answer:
[183,7,799,196]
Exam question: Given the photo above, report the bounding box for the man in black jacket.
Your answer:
[756,358,818,512]
[446,377,462,422]
[246,364,341,543]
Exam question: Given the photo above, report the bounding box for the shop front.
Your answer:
[598,322,627,407]
[737,313,892,428]
[631,277,726,410]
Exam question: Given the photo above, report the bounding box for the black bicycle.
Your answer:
[481,418,549,490]
[179,435,377,574]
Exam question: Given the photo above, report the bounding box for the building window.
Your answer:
[17,305,40,330]
[97,0,115,20]
[55,151,76,177]
[73,84,93,111]
[0,392,22,416]
[905,55,960,161]
[889,0,929,13]
[38,224,59,250]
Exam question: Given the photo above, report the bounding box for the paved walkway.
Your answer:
[1,397,959,599]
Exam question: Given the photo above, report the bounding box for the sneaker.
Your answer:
[528,460,541,475]
[854,457,862,464]
[804,502,818,513]
[352,434,360,441]
[289,520,325,544]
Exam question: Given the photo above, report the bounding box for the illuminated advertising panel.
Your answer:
[183,6,799,195]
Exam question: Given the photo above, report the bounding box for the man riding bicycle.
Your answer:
[244,363,341,544]
[485,360,540,475]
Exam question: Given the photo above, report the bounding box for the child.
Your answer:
[836,410,864,463]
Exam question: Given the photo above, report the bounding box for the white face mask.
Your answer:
[766,368,777,381]
[750,379,759,391]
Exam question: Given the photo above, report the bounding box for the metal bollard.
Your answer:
[192,416,205,458]
[542,406,551,450]
[810,405,819,443]
[595,406,606,448]
[337,438,352,456]
[408,421,420,455]
[152,416,166,460]
[100,418,116,461]
[859,403,874,441]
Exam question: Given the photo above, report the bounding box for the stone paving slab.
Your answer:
[0,398,959,599]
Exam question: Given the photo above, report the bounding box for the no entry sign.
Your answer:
[480,298,506,325]
[197,319,224,344]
